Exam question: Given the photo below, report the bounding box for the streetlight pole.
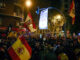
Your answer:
[21,0,32,29]
[22,0,32,22]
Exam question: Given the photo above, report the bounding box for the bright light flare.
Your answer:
[26,0,32,7]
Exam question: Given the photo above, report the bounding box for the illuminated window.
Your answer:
[0,0,6,8]
[14,6,22,17]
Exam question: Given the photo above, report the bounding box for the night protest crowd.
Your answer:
[0,30,80,60]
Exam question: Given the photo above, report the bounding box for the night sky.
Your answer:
[32,0,62,8]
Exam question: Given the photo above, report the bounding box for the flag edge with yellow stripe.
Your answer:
[24,12,37,32]
[69,0,75,25]
[8,36,32,60]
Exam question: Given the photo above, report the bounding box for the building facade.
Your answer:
[0,0,24,27]
[61,0,72,13]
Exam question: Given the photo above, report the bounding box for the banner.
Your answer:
[39,8,48,29]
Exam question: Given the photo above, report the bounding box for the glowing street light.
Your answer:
[26,0,32,7]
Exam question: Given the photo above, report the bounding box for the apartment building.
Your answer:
[0,0,24,27]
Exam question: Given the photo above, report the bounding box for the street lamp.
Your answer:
[25,0,32,7]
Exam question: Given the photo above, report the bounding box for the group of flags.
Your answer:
[8,12,36,60]
[7,0,75,60]
[69,0,75,25]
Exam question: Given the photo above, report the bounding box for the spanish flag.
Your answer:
[69,0,75,24]
[24,12,36,32]
[8,36,32,60]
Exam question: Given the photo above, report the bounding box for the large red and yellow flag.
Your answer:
[69,0,75,24]
[8,36,32,60]
[24,12,36,32]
